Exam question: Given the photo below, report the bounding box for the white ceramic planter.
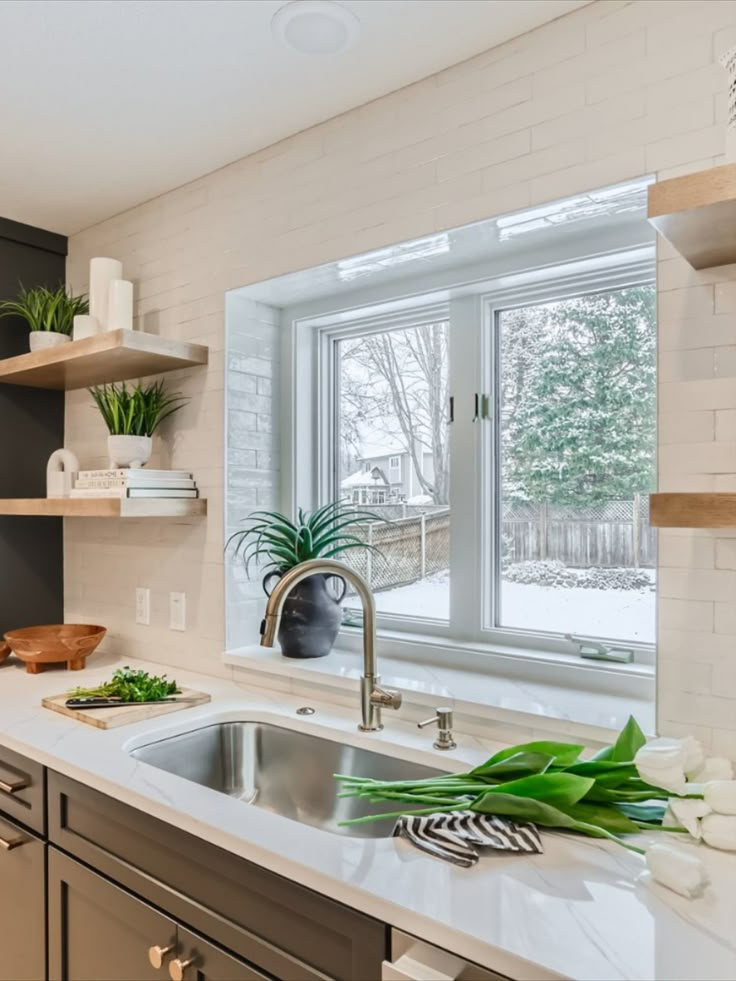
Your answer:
[107,435,152,469]
[29,331,71,353]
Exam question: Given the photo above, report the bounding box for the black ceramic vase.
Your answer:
[262,571,346,659]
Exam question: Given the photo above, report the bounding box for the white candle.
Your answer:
[89,257,123,328]
[72,314,100,341]
[107,279,134,332]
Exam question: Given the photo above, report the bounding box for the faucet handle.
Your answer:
[371,686,402,710]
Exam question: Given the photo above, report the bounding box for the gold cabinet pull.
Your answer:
[169,956,196,981]
[0,763,29,795]
[0,819,26,850]
[148,944,175,970]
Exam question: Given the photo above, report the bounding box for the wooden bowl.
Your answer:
[0,642,10,665]
[4,624,106,674]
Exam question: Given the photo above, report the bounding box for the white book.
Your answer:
[75,477,196,490]
[71,488,199,499]
[76,468,193,481]
[127,488,199,499]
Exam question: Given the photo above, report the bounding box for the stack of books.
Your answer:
[71,469,199,499]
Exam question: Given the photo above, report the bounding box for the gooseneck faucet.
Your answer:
[260,558,402,731]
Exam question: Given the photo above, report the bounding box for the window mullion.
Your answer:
[448,295,483,642]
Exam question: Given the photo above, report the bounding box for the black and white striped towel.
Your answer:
[393,811,543,867]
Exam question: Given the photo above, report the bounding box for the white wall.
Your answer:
[66,0,736,752]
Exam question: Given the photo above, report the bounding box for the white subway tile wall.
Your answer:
[65,0,736,751]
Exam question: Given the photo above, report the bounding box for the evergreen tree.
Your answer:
[500,287,656,506]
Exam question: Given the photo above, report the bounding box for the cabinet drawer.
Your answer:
[49,772,386,980]
[0,815,46,981]
[0,744,45,834]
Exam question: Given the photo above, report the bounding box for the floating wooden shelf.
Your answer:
[0,498,207,519]
[648,163,736,269]
[0,329,208,390]
[650,493,736,528]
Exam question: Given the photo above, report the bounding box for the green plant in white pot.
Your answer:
[0,284,89,353]
[89,381,187,469]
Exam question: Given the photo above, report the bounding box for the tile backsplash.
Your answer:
[65,0,736,752]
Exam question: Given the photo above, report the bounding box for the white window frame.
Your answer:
[282,248,656,672]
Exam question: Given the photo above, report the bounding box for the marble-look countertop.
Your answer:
[1,652,734,981]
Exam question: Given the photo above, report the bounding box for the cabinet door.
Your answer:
[173,928,269,981]
[48,847,176,981]
[0,816,45,981]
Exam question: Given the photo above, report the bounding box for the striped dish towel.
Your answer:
[393,811,543,867]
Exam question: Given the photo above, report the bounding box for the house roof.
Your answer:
[340,468,389,489]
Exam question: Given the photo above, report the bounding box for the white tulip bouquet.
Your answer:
[336,716,736,899]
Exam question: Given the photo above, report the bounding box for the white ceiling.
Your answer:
[0,0,587,235]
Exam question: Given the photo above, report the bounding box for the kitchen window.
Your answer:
[309,254,656,663]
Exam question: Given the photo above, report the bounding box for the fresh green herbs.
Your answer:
[68,667,179,703]
[227,501,385,574]
[89,380,187,437]
[334,716,684,854]
[0,283,88,335]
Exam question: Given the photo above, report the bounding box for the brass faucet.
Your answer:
[260,558,402,731]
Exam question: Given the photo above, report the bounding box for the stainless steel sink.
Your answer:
[130,721,442,839]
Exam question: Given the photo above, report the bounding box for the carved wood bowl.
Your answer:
[0,642,10,665]
[3,624,107,674]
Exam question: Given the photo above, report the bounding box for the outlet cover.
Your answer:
[135,588,150,626]
[170,592,186,631]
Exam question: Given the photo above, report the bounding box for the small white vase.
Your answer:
[72,314,100,342]
[29,331,71,353]
[108,435,152,469]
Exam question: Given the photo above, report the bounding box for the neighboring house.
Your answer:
[341,449,434,504]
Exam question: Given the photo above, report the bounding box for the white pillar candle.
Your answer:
[72,314,100,342]
[107,279,134,332]
[89,257,123,328]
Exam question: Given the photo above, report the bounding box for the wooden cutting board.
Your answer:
[42,687,211,729]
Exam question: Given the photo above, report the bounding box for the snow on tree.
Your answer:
[500,287,656,506]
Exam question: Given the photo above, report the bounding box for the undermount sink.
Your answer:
[129,720,442,839]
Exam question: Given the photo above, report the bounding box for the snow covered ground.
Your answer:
[346,570,655,643]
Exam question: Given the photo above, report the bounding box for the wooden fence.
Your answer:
[502,496,655,569]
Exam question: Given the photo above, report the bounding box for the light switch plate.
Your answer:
[170,592,186,631]
[135,587,150,626]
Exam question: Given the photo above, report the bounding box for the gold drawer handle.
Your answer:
[149,944,175,970]
[0,822,26,850]
[169,956,195,981]
[0,763,30,795]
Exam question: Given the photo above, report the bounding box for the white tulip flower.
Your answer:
[645,842,710,898]
[703,781,736,816]
[690,757,734,783]
[635,738,688,795]
[701,813,736,851]
[664,798,712,839]
[681,736,706,779]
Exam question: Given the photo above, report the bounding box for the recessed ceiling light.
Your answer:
[271,1,361,56]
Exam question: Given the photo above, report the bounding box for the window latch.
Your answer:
[565,633,634,664]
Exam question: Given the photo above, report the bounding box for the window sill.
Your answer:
[224,636,655,746]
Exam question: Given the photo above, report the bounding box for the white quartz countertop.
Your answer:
[1,652,735,981]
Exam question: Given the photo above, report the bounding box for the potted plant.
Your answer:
[0,284,88,353]
[89,380,187,468]
[228,503,383,659]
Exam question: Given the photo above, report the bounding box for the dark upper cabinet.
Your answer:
[0,217,67,634]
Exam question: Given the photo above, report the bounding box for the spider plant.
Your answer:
[0,284,88,335]
[227,502,385,575]
[89,381,187,436]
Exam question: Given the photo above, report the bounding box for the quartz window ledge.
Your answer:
[224,636,655,745]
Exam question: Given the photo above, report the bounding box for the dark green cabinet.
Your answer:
[0,815,45,981]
